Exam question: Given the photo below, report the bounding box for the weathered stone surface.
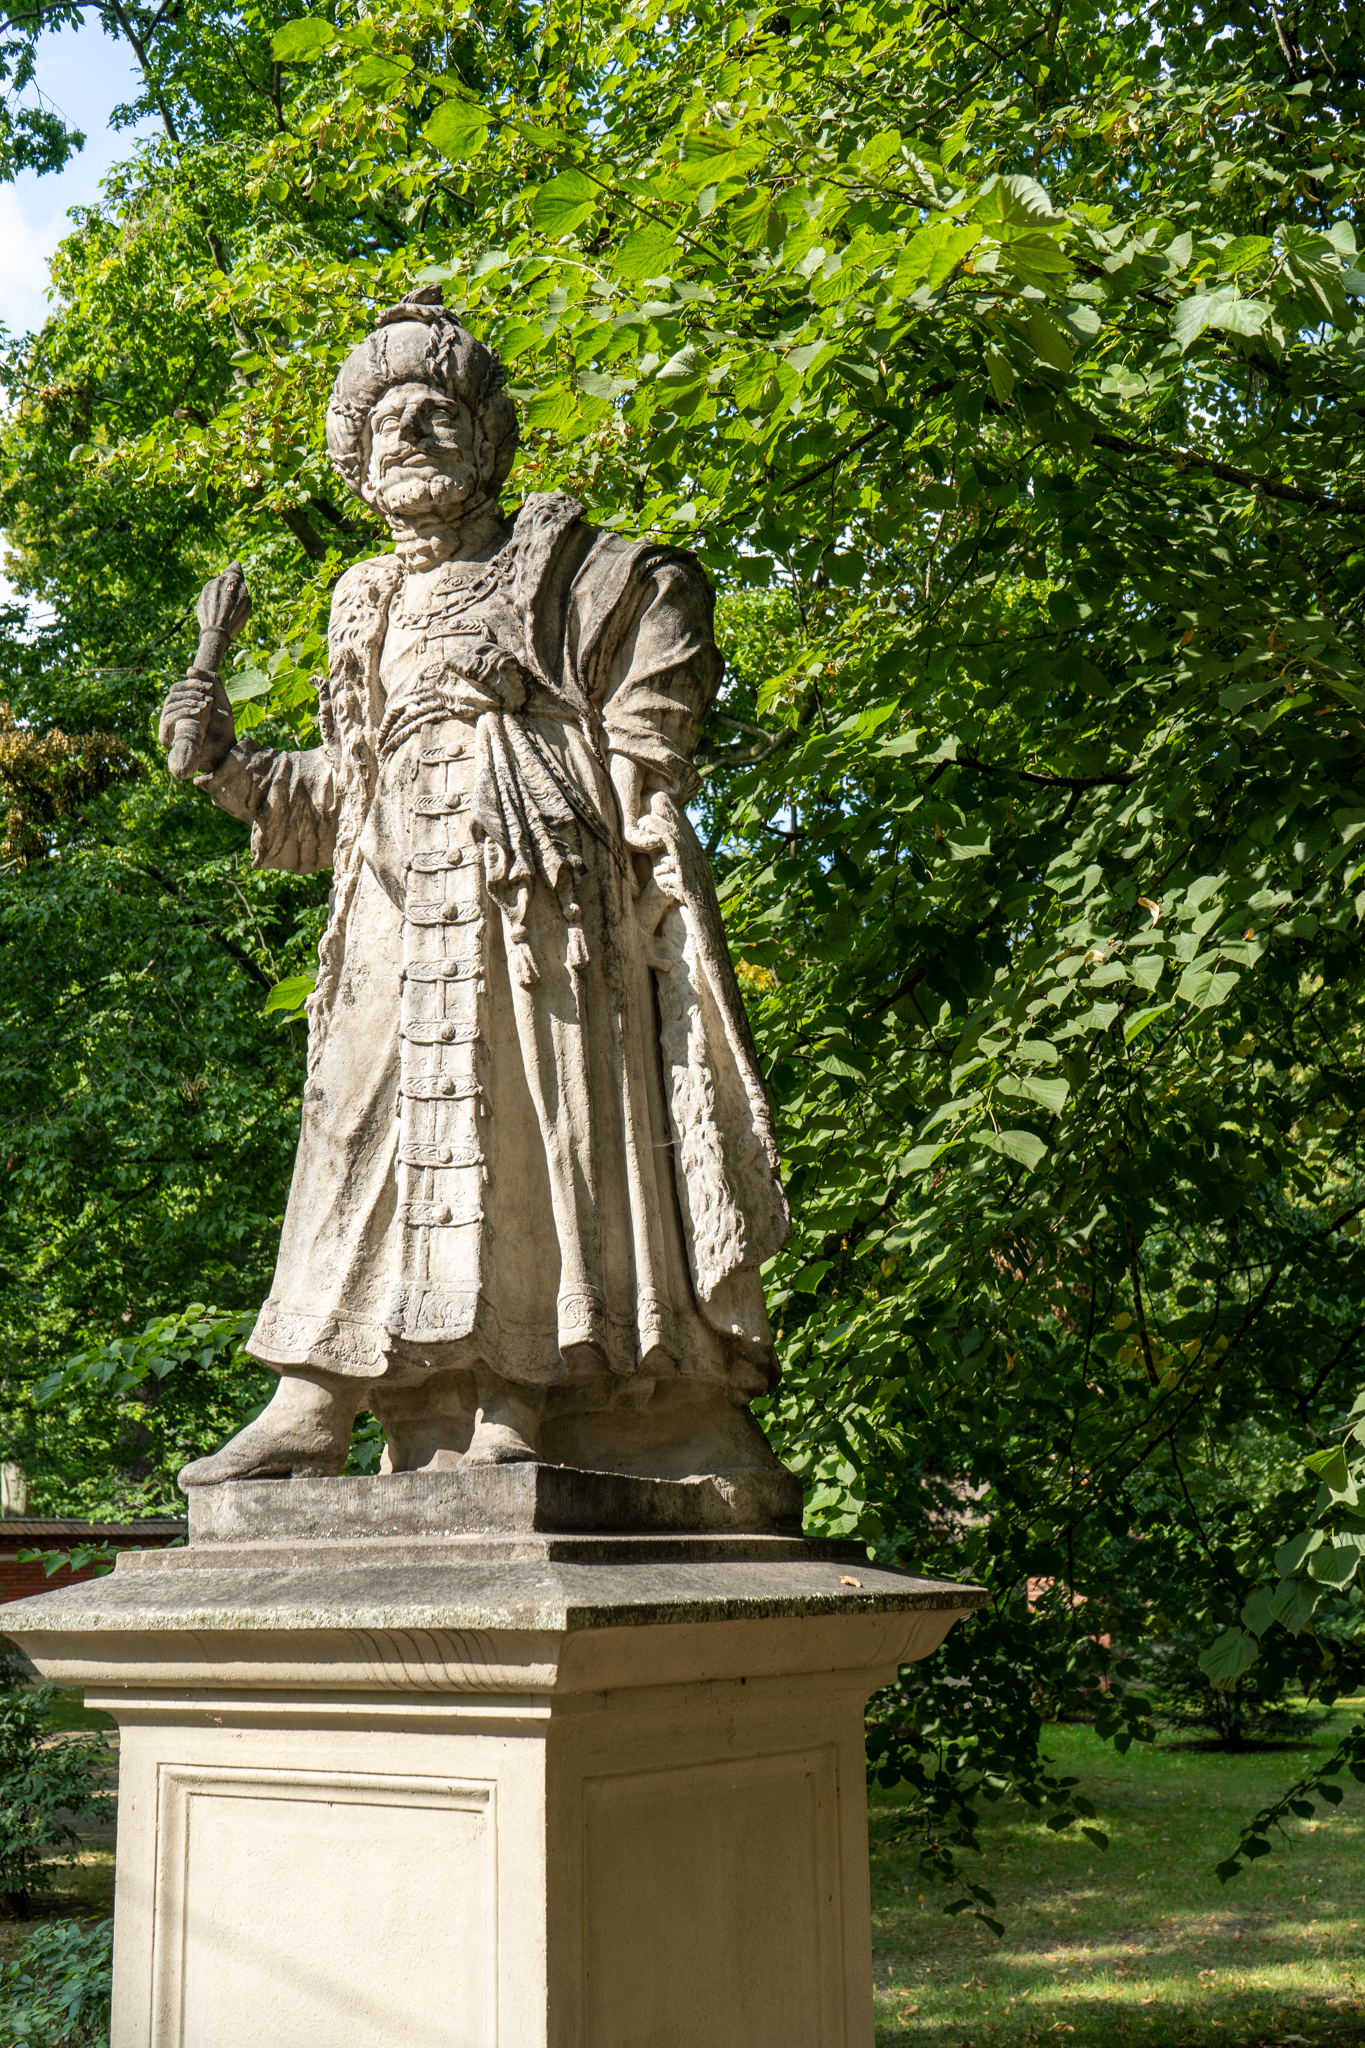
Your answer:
[119,1530,862,1573]
[182,1463,804,1543]
[160,286,799,1495]
[1,1556,984,2048]
[1,1548,987,1718]
[0,1551,984,1645]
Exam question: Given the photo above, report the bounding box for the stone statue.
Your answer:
[161,286,793,1491]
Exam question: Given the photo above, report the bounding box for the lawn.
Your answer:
[871,1704,1365,2048]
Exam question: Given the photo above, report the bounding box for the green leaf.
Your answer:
[495,318,546,364]
[1123,1003,1172,1046]
[817,1051,869,1080]
[1173,290,1271,351]
[424,98,490,162]
[1304,1444,1353,1494]
[225,668,271,705]
[1275,1529,1323,1574]
[657,344,704,384]
[894,220,982,295]
[1175,963,1240,1009]
[531,169,598,237]
[615,223,678,280]
[673,134,770,188]
[854,128,902,172]
[787,340,837,376]
[946,827,991,859]
[1267,1577,1318,1634]
[999,1073,1070,1115]
[976,1129,1048,1171]
[349,54,412,92]
[271,18,337,61]
[984,346,1015,404]
[900,1142,953,1172]
[975,172,1064,225]
[1197,1627,1260,1683]
[263,973,315,1020]
[1240,1586,1276,1637]
[1219,678,1280,714]
[1002,233,1073,286]
[1218,234,1273,276]
[578,369,633,401]
[1027,308,1073,372]
[523,386,579,431]
[1308,1543,1360,1588]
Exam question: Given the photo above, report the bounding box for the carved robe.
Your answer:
[203,493,790,1403]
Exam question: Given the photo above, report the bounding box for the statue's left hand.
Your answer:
[611,751,668,858]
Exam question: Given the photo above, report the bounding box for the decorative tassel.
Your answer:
[507,881,540,987]
[509,932,541,988]
[556,870,590,972]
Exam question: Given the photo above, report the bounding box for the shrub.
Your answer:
[1143,1632,1328,1753]
[0,1647,113,1918]
[0,1916,112,2047]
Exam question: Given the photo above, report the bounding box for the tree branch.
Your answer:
[104,0,180,145]
[774,420,890,499]
[1124,1215,1160,1387]
[278,507,329,563]
[307,495,356,535]
[112,854,274,992]
[1092,431,1365,517]
[956,748,1133,790]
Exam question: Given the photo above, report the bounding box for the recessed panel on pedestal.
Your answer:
[582,1746,844,2048]
[149,1765,495,2048]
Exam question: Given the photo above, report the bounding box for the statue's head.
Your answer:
[325,286,519,532]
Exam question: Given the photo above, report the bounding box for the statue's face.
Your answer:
[364,381,482,526]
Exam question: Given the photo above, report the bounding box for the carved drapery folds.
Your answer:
[202,493,789,1400]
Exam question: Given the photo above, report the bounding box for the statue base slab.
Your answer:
[2,1542,985,2048]
[181,1460,804,1544]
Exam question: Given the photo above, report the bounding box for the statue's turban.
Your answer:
[325,285,519,499]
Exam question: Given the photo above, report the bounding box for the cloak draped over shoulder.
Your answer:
[202,494,790,1401]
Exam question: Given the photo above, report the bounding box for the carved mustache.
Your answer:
[377,444,458,477]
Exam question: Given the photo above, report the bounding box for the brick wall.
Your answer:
[0,1555,112,1604]
[0,1521,186,1609]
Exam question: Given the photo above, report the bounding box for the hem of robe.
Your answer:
[248,1290,777,1393]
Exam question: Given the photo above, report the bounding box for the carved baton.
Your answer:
[169,561,253,779]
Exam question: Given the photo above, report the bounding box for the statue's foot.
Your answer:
[459,1420,540,1466]
[458,1375,544,1467]
[178,1374,357,1490]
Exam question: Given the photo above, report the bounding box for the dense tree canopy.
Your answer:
[3,0,1365,1903]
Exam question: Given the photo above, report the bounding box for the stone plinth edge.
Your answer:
[0,1549,989,1697]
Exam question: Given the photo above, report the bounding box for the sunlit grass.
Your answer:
[45,1686,116,1735]
[871,1704,1364,2046]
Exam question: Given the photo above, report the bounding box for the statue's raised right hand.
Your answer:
[158,674,236,780]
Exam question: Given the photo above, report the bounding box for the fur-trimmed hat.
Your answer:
[325,285,519,500]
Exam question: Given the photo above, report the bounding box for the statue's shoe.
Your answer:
[458,1421,540,1467]
[177,1416,350,1490]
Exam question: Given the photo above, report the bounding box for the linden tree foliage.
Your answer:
[4,0,1365,1905]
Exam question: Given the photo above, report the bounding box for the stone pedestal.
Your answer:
[2,1486,984,2048]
